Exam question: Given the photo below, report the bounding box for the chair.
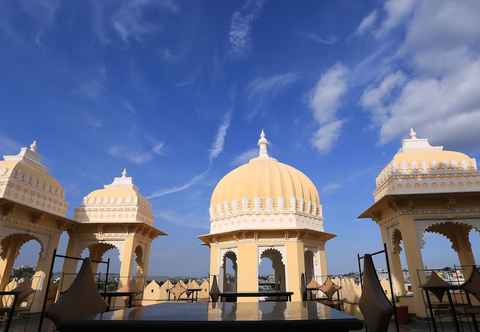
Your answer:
[463,267,480,302]
[45,258,108,327]
[359,254,394,332]
[461,268,480,331]
[318,277,343,310]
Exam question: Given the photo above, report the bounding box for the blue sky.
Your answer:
[2,0,480,277]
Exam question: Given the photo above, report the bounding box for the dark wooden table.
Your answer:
[186,288,203,302]
[100,291,138,311]
[219,291,293,302]
[57,302,363,332]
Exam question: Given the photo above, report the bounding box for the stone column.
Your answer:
[317,244,328,282]
[59,233,84,292]
[30,232,61,312]
[236,241,258,302]
[0,238,20,291]
[141,241,152,288]
[398,216,426,317]
[118,235,135,290]
[286,240,305,302]
[450,227,476,279]
[380,225,406,296]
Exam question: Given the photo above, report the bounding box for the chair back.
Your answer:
[359,254,393,332]
[45,258,107,326]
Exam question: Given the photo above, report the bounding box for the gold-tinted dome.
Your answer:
[210,131,321,221]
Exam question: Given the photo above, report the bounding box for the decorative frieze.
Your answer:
[210,213,324,234]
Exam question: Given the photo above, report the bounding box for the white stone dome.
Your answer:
[375,129,480,201]
[0,141,68,216]
[74,169,154,225]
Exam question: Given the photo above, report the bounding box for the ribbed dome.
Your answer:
[376,129,477,188]
[374,129,479,201]
[74,169,154,225]
[210,131,321,221]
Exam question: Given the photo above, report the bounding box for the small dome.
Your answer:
[375,129,479,200]
[0,141,68,216]
[210,131,322,221]
[74,169,154,225]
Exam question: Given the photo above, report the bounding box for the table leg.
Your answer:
[5,294,18,332]
[425,291,437,332]
[446,290,460,332]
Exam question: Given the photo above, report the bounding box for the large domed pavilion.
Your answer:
[200,131,335,302]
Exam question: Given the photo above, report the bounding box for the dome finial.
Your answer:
[121,168,127,177]
[409,128,417,139]
[30,140,38,152]
[258,129,269,157]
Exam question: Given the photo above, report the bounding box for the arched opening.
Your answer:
[258,249,285,292]
[75,243,121,291]
[0,234,43,287]
[304,250,315,285]
[222,251,237,292]
[469,228,480,263]
[132,245,145,291]
[422,234,457,269]
[0,234,43,310]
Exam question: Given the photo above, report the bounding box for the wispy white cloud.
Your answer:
[360,71,406,123]
[356,10,377,35]
[231,148,257,166]
[209,111,232,162]
[148,170,208,198]
[75,66,107,100]
[150,110,233,199]
[247,73,299,99]
[0,135,21,154]
[311,120,344,154]
[301,32,338,45]
[321,182,341,194]
[375,0,416,37]
[108,140,165,165]
[122,100,137,114]
[0,0,60,45]
[357,0,417,38]
[309,64,349,153]
[95,0,180,44]
[155,209,209,229]
[229,0,266,57]
[246,72,299,118]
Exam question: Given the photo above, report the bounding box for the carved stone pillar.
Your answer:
[0,238,20,291]
[118,235,135,291]
[381,226,406,296]
[398,216,426,317]
[59,234,84,292]
[30,232,60,312]
[449,226,476,279]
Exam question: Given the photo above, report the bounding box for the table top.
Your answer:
[58,302,363,331]
[100,291,138,296]
[220,291,293,297]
